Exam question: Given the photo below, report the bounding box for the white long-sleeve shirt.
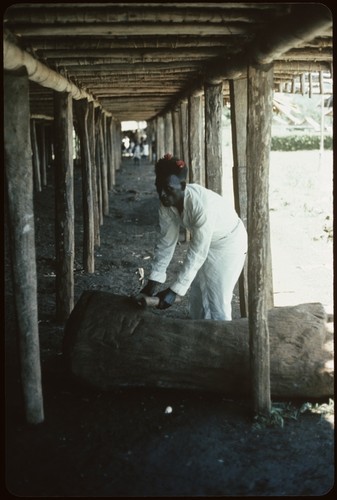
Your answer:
[149,183,240,296]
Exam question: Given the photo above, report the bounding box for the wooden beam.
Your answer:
[161,4,332,114]
[6,23,249,37]
[246,62,274,417]
[4,69,44,424]
[22,36,244,51]
[36,48,229,61]
[3,36,96,102]
[252,4,332,65]
[5,5,282,24]
[54,91,75,321]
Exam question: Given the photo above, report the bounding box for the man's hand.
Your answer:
[156,288,177,309]
[140,279,159,297]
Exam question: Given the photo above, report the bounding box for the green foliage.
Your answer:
[271,135,332,151]
[252,399,334,430]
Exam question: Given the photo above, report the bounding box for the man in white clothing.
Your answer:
[140,154,247,320]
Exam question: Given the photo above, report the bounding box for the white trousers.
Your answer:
[189,219,247,320]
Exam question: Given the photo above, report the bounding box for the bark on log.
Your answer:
[63,291,334,399]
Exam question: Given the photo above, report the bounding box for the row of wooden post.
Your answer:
[5,68,122,424]
[5,61,275,424]
[148,67,274,415]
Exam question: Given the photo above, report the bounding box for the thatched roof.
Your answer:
[3,2,333,121]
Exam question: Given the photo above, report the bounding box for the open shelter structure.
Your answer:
[3,3,333,424]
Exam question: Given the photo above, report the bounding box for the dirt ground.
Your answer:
[5,155,334,497]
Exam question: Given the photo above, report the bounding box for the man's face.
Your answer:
[156,174,185,207]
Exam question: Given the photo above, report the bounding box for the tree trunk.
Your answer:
[63,291,333,399]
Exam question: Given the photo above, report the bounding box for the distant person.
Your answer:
[139,153,247,320]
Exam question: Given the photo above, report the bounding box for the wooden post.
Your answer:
[54,90,75,321]
[105,115,111,189]
[74,98,95,273]
[30,119,42,192]
[164,111,174,154]
[107,116,115,189]
[246,62,274,417]
[188,92,203,185]
[180,99,189,164]
[94,108,103,226]
[309,72,313,98]
[87,101,100,247]
[115,121,122,171]
[172,107,182,158]
[97,109,109,216]
[200,95,206,187]
[4,69,44,424]
[147,120,154,163]
[300,73,306,95]
[36,123,47,187]
[230,77,248,317]
[204,81,223,195]
[156,115,165,160]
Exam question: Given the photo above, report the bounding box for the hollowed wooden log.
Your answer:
[63,291,334,399]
